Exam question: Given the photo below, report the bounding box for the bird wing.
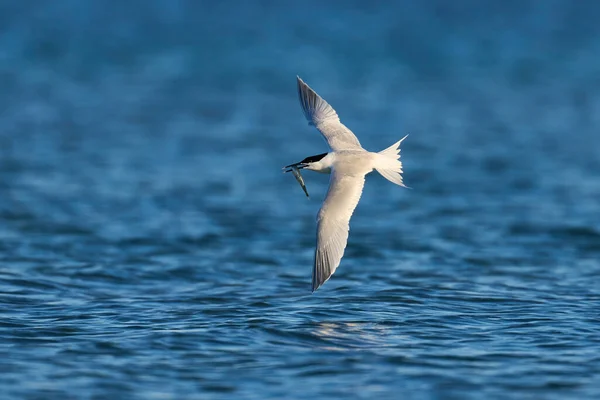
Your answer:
[297,76,363,151]
[312,170,366,291]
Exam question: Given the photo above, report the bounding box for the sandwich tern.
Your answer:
[284,76,408,292]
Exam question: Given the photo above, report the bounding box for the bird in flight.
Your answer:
[284,76,408,292]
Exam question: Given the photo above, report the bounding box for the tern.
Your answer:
[284,76,408,292]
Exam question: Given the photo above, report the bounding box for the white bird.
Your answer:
[284,76,408,292]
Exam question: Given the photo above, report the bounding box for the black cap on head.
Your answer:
[300,153,328,164]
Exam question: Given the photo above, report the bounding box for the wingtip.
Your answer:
[311,275,321,293]
[296,75,339,126]
[311,268,331,293]
[296,76,309,94]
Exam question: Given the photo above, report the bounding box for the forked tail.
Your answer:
[374,135,408,187]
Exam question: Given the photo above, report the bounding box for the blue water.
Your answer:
[1,1,600,399]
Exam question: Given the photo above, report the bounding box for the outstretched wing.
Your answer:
[312,170,365,292]
[297,76,363,151]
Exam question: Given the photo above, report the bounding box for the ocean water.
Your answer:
[1,1,600,399]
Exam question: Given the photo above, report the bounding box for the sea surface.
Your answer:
[1,1,600,399]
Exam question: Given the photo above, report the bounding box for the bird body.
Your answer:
[285,76,408,292]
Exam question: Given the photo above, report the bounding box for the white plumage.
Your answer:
[287,76,408,292]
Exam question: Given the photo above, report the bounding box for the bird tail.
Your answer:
[374,135,408,187]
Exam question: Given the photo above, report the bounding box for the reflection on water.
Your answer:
[310,321,394,351]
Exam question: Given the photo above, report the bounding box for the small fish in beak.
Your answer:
[283,163,309,198]
[290,166,309,197]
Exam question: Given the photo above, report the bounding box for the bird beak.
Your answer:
[282,162,307,173]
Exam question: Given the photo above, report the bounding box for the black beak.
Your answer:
[282,162,307,173]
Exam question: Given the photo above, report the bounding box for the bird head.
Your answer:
[283,152,328,172]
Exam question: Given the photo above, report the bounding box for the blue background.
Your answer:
[1,1,599,399]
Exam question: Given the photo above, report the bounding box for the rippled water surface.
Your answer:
[1,1,600,399]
